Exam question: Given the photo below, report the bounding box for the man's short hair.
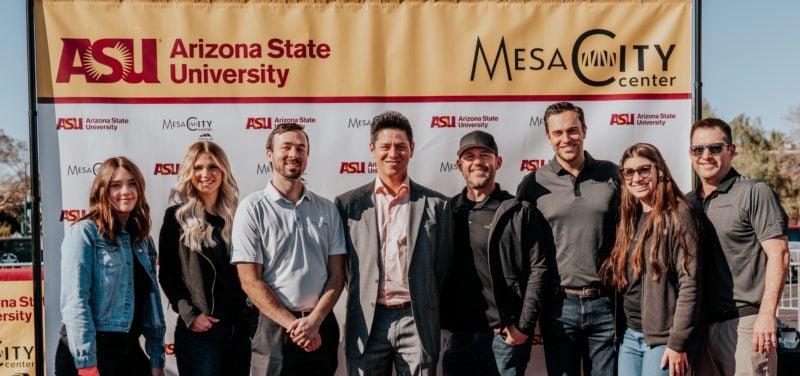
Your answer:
[543,101,586,133]
[370,111,414,144]
[266,123,310,153]
[690,118,733,144]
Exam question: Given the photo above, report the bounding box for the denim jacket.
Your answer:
[60,219,166,369]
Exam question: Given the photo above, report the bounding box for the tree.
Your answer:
[729,115,800,219]
[0,130,30,232]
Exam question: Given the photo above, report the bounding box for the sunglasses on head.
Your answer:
[689,143,729,157]
[619,164,657,181]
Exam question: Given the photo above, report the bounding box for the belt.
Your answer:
[290,310,313,318]
[561,286,603,298]
[377,302,410,309]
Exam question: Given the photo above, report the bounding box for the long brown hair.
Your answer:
[601,143,695,290]
[80,156,151,244]
[169,141,239,252]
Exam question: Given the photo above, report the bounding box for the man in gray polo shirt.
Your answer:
[517,101,619,376]
[687,118,789,376]
[232,123,346,376]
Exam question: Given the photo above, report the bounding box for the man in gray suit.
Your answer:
[335,111,452,375]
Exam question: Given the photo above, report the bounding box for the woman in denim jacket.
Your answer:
[55,157,166,376]
[158,141,252,375]
[601,144,701,376]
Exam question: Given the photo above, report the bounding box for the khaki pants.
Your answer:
[695,315,777,376]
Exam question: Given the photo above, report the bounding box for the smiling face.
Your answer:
[267,130,308,181]
[108,167,138,222]
[191,152,223,202]
[457,146,502,192]
[370,128,415,184]
[545,110,586,169]
[690,126,735,187]
[621,156,658,210]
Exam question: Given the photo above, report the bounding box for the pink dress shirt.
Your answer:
[374,176,411,305]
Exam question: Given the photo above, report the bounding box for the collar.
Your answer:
[454,183,512,210]
[694,168,741,196]
[265,180,310,204]
[548,151,596,175]
[374,175,411,197]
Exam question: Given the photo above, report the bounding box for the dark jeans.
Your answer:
[174,317,252,376]
[540,294,617,376]
[54,329,150,376]
[251,311,339,376]
[443,331,532,376]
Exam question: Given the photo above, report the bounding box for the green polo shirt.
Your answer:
[687,168,787,319]
[517,152,620,288]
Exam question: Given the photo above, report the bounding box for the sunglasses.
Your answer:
[689,143,729,157]
[619,164,657,181]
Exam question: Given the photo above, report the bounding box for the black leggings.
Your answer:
[54,328,151,376]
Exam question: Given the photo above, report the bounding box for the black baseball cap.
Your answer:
[457,130,498,157]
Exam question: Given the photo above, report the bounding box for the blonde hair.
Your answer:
[169,141,238,252]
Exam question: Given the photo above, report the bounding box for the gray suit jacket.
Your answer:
[335,179,453,358]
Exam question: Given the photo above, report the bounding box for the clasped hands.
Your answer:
[288,315,323,352]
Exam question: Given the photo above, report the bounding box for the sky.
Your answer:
[0,0,798,142]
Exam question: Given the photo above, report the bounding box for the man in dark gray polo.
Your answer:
[687,118,789,376]
[517,102,619,376]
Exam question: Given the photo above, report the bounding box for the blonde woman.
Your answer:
[158,141,250,375]
[56,157,165,376]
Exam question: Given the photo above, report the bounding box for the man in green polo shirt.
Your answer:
[687,118,789,376]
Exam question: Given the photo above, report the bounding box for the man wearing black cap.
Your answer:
[441,130,550,376]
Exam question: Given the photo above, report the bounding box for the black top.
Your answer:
[623,211,649,332]
[447,186,508,332]
[160,208,248,324]
[130,242,151,336]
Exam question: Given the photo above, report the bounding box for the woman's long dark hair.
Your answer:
[601,143,696,290]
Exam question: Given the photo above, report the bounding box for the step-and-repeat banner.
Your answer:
[0,268,37,375]
[35,0,693,374]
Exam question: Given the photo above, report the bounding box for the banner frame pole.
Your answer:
[26,0,45,375]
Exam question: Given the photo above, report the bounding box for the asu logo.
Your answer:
[154,163,180,175]
[57,118,83,130]
[246,117,272,129]
[56,38,160,83]
[609,113,635,125]
[60,209,87,222]
[520,159,548,172]
[430,116,457,128]
[340,162,366,174]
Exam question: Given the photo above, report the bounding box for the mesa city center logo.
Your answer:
[56,37,332,88]
[0,340,35,370]
[56,117,129,131]
[431,115,500,129]
[163,117,213,132]
[471,29,678,88]
[609,112,676,126]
